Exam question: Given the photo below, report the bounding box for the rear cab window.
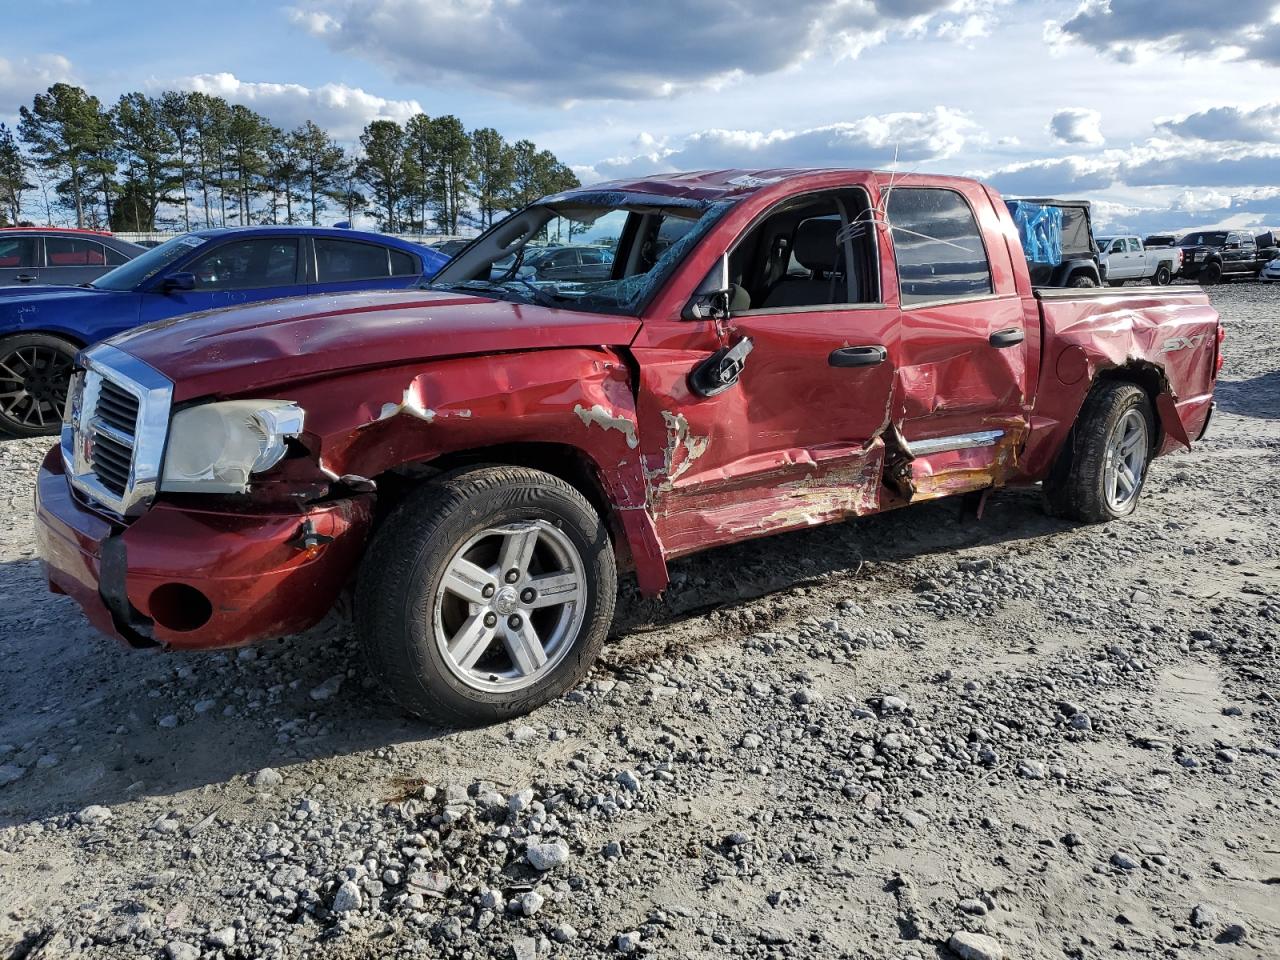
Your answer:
[884,187,993,305]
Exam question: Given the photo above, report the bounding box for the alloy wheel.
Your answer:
[0,344,74,430]
[433,520,586,693]
[1102,407,1149,513]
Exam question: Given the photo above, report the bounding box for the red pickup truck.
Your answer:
[35,169,1222,725]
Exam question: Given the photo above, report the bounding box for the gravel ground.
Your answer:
[1,283,1277,960]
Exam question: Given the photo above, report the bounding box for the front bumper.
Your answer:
[35,446,373,651]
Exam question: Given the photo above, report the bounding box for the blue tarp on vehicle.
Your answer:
[1007,201,1063,266]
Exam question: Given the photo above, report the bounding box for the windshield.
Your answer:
[90,233,209,291]
[427,193,734,315]
[1179,232,1227,247]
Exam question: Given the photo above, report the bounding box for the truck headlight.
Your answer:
[161,400,305,493]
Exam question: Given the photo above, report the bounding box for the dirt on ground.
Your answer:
[0,283,1277,960]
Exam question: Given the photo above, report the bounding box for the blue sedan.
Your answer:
[0,226,449,436]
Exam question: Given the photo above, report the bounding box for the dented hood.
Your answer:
[107,288,642,401]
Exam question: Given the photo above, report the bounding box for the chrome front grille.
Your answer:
[61,344,173,518]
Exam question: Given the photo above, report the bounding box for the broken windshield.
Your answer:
[427,193,735,315]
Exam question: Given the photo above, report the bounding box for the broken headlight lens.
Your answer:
[160,400,305,494]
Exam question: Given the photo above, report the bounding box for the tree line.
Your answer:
[0,83,579,234]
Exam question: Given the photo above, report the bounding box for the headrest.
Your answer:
[793,218,841,272]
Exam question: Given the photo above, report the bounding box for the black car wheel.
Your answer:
[0,333,78,438]
[1154,265,1171,286]
[1069,274,1098,288]
[1201,262,1223,284]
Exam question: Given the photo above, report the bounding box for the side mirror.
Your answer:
[161,272,196,293]
[683,255,732,321]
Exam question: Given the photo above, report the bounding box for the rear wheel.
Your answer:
[1153,265,1172,285]
[0,333,77,438]
[355,466,616,726]
[1044,382,1154,523]
[1200,261,1223,284]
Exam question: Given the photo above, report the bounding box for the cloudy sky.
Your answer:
[5,0,1279,233]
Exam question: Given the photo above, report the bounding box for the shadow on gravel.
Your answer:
[0,484,1073,825]
[614,484,1064,636]
[1217,370,1280,420]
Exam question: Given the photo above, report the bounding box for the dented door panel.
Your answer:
[632,306,898,558]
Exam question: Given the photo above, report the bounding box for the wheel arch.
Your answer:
[367,440,668,595]
[1091,361,1170,448]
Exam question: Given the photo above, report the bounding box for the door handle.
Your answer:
[828,345,887,368]
[989,328,1025,348]
[16,274,37,283]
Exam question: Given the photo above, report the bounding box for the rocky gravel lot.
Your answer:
[1,283,1278,960]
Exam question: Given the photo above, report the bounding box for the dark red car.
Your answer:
[35,170,1222,725]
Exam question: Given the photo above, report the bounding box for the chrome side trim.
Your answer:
[61,343,173,518]
[905,429,1005,457]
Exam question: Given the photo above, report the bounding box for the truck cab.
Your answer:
[35,169,1222,726]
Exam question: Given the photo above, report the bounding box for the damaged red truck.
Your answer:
[35,169,1222,725]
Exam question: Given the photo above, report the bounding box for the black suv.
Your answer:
[1178,230,1269,283]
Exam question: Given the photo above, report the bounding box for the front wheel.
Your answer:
[1200,262,1223,284]
[1044,382,1155,523]
[1069,273,1098,288]
[0,333,78,438]
[355,466,616,726]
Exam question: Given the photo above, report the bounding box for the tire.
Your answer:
[1154,265,1171,286]
[355,465,616,726]
[1044,382,1155,523]
[1068,273,1098,288]
[1200,261,1223,284]
[0,333,78,438]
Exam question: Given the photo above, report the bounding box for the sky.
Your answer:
[4,0,1279,234]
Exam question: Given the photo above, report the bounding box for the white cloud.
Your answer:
[1156,102,1280,143]
[180,72,423,139]
[577,108,979,182]
[1051,0,1280,66]
[290,0,1012,101]
[1049,108,1104,146]
[0,54,77,117]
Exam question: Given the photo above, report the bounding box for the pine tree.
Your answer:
[357,120,406,232]
[18,83,116,228]
[468,127,515,229]
[428,116,472,235]
[111,93,179,231]
[291,121,347,226]
[403,114,434,233]
[0,124,32,226]
[223,105,273,225]
[159,91,195,231]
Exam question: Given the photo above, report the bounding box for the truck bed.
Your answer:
[1021,285,1220,477]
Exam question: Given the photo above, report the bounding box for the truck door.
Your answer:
[880,180,1030,501]
[630,184,897,559]
[1107,238,1135,279]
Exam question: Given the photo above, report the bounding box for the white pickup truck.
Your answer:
[1096,235,1183,286]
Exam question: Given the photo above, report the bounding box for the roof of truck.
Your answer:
[576,168,983,203]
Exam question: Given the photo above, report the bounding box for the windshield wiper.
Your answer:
[500,277,568,308]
